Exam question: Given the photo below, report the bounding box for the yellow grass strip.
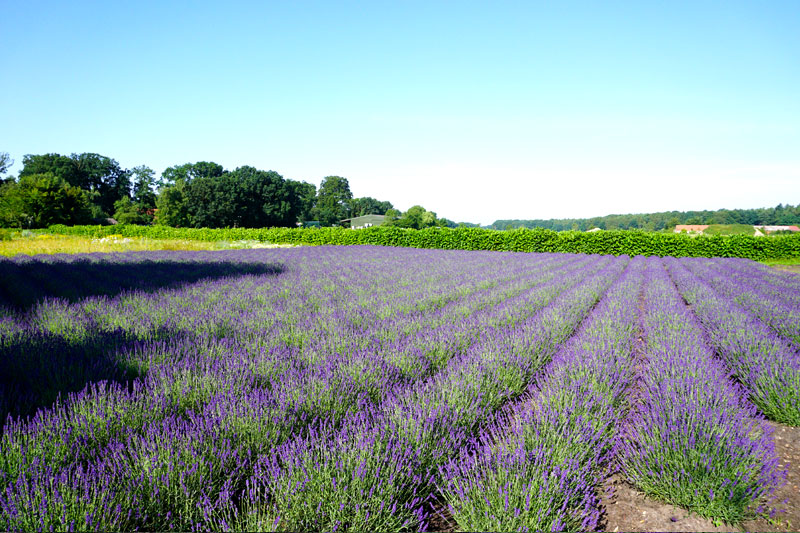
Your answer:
[0,233,218,256]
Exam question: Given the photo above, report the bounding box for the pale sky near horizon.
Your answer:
[2,1,799,225]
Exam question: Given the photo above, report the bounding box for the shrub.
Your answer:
[46,225,800,260]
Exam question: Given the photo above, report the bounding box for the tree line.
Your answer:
[0,151,466,229]
[491,204,800,232]
[8,151,791,233]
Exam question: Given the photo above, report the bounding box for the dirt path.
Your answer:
[741,422,800,532]
[425,502,457,533]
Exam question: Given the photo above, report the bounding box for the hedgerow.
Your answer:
[46,224,800,259]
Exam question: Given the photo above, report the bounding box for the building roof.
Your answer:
[340,214,386,223]
[754,225,800,232]
[341,214,387,229]
[674,225,709,232]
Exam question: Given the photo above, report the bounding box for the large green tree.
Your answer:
[18,154,81,184]
[113,165,159,225]
[156,162,226,227]
[286,180,317,223]
[131,165,158,209]
[349,197,393,218]
[19,153,131,217]
[155,183,191,227]
[391,205,441,229]
[0,173,92,228]
[315,176,353,226]
[183,176,230,228]
[161,161,225,186]
[0,152,13,185]
[231,166,298,227]
[182,166,299,228]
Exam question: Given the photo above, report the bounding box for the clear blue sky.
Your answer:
[2,1,798,225]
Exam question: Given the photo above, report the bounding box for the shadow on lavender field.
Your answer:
[0,326,192,423]
[0,254,285,310]
[0,252,286,423]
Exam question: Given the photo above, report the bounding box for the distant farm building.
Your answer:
[341,214,386,229]
[674,225,709,233]
[754,225,800,234]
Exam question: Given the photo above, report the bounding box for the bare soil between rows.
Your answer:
[424,422,800,533]
[600,422,800,533]
[425,264,800,533]
[599,266,800,532]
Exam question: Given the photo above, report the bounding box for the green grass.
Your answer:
[762,257,800,266]
[761,257,800,275]
[703,224,757,236]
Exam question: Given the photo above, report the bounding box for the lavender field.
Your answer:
[0,246,798,531]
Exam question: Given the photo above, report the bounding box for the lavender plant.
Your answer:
[619,257,783,523]
[665,257,800,425]
[439,257,643,531]
[254,416,430,532]
[681,257,800,347]
[254,255,629,531]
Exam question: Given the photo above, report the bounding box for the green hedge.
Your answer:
[46,224,800,260]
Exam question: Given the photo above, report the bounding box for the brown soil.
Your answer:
[600,422,800,533]
[741,422,800,532]
[424,500,457,533]
[600,474,736,532]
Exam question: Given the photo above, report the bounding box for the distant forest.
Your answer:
[490,204,800,231]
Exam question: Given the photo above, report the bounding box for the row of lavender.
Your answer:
[681,257,800,348]
[0,247,580,419]
[667,258,800,425]
[620,258,781,523]
[3,245,580,437]
[440,255,647,530]
[1,247,796,530]
[438,255,786,530]
[210,251,794,530]
[0,247,622,530]
[229,255,627,531]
